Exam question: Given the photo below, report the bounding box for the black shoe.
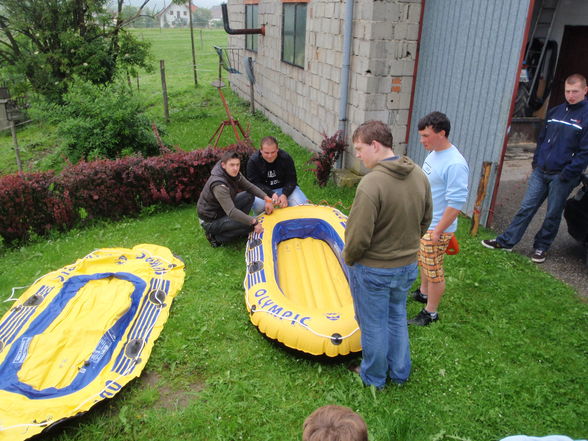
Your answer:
[408,309,439,326]
[347,363,361,376]
[531,249,546,263]
[481,239,512,251]
[411,288,428,304]
[205,231,222,248]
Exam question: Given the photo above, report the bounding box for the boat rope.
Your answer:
[0,358,142,434]
[5,247,174,303]
[306,199,352,210]
[0,421,54,433]
[71,358,141,415]
[4,286,28,303]
[243,291,360,342]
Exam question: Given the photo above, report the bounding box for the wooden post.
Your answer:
[188,0,198,87]
[249,82,255,114]
[160,60,170,123]
[10,120,23,174]
[470,161,493,236]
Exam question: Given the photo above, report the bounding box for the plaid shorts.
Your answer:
[418,231,454,283]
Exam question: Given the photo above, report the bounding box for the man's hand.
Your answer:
[271,193,280,204]
[277,194,288,208]
[431,230,441,244]
[264,200,274,215]
[254,222,264,234]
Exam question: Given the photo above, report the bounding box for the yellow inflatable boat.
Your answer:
[0,244,184,441]
[244,205,360,357]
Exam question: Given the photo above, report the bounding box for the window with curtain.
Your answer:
[245,3,259,52]
[281,2,307,68]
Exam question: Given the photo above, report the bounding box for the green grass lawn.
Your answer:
[0,28,586,441]
[0,203,586,441]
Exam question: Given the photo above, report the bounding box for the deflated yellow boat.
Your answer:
[244,205,361,357]
[0,244,184,441]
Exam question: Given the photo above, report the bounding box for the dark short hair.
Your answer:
[352,120,393,148]
[220,151,240,164]
[260,136,279,148]
[303,405,368,441]
[565,73,587,88]
[417,111,451,137]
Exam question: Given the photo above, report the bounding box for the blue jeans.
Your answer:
[497,169,580,251]
[348,262,418,389]
[252,186,308,215]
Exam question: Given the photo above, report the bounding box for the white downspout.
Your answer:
[336,0,354,169]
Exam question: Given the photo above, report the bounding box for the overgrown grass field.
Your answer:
[0,28,586,441]
[0,28,287,173]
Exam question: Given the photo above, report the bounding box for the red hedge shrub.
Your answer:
[0,142,255,244]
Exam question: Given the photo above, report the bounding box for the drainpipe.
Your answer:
[336,0,354,169]
[221,3,265,35]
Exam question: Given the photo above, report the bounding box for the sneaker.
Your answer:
[408,309,439,326]
[531,249,546,263]
[411,288,428,304]
[205,231,222,248]
[347,363,361,376]
[481,239,512,251]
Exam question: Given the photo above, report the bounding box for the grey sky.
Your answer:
[122,0,222,12]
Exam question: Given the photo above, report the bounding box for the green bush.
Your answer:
[44,80,159,163]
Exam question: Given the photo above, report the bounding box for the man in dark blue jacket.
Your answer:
[482,74,588,263]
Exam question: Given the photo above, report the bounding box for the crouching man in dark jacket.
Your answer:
[197,151,274,247]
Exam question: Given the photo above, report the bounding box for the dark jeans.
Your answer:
[497,169,580,251]
[200,192,254,244]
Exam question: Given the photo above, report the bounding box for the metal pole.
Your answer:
[160,60,170,123]
[250,82,255,114]
[10,120,23,173]
[188,0,198,87]
[336,0,355,169]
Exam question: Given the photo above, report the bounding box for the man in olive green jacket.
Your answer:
[344,120,432,389]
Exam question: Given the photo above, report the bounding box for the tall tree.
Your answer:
[0,0,153,102]
[193,8,212,28]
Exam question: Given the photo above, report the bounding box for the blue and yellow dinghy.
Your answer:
[244,205,360,357]
[0,244,184,441]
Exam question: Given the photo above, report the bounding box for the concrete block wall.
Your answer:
[227,0,421,174]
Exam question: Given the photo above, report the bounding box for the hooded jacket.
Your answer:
[344,156,432,268]
[532,98,588,182]
[197,160,266,223]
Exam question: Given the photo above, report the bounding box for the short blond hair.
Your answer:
[303,405,368,441]
[565,73,587,88]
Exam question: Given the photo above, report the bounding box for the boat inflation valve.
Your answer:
[124,339,144,358]
[148,289,166,306]
[248,238,262,248]
[24,294,43,307]
[330,333,343,345]
[248,261,263,273]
